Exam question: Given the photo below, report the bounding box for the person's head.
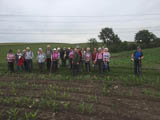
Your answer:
[74,48,78,53]
[26,47,30,51]
[87,47,90,52]
[94,48,97,51]
[39,48,43,54]
[104,48,108,52]
[98,48,101,53]
[17,49,20,53]
[81,48,84,51]
[70,48,73,51]
[57,47,60,51]
[53,48,57,52]
[47,45,51,49]
[23,49,26,54]
[137,46,142,52]
[9,49,13,53]
[68,47,70,50]
[63,47,66,50]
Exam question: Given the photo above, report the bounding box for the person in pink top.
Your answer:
[95,48,103,73]
[51,48,59,72]
[69,48,74,69]
[6,49,16,72]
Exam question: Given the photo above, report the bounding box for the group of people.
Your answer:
[6,45,111,75]
[6,45,144,76]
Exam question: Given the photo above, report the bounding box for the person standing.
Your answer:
[81,48,86,71]
[95,48,103,73]
[51,48,59,72]
[25,47,34,72]
[103,48,111,72]
[69,48,74,69]
[15,49,23,72]
[37,48,46,73]
[72,48,80,76]
[45,45,52,71]
[131,47,144,75]
[84,47,92,72]
[92,48,97,70]
[60,47,67,67]
[6,49,15,72]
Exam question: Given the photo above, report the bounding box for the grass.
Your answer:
[0,43,160,119]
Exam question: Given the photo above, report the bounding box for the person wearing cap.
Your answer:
[84,47,92,72]
[92,48,97,69]
[6,49,16,72]
[37,48,46,72]
[72,48,80,76]
[15,49,24,72]
[69,48,74,69]
[45,45,52,71]
[131,47,144,75]
[25,47,34,72]
[51,48,59,72]
[103,48,111,72]
[95,48,103,73]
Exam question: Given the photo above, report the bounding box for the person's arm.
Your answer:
[140,52,144,60]
[131,53,134,61]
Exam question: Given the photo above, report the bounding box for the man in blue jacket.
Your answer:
[131,47,144,75]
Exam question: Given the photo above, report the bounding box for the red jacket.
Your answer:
[79,50,82,59]
[18,56,24,66]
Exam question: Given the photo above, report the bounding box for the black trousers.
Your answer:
[26,59,33,72]
[72,64,79,76]
[97,59,103,73]
[8,62,14,72]
[46,58,51,71]
[69,58,73,69]
[38,63,45,72]
[85,61,91,72]
[134,60,141,75]
[61,58,66,67]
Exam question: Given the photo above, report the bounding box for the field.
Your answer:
[0,43,160,120]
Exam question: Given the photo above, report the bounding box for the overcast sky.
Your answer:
[0,0,160,43]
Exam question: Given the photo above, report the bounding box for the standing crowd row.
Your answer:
[6,45,111,75]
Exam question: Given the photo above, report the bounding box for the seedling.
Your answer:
[7,108,19,120]
[25,111,38,120]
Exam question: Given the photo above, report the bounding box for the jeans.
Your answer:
[38,63,45,72]
[51,61,58,72]
[97,59,103,73]
[85,61,91,72]
[103,62,110,72]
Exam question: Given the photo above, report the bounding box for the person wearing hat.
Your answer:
[95,48,103,73]
[51,48,59,72]
[131,47,144,75]
[6,49,16,72]
[72,48,80,76]
[84,47,92,72]
[103,48,111,72]
[81,48,86,71]
[25,47,34,72]
[45,45,52,71]
[57,47,61,68]
[37,48,46,73]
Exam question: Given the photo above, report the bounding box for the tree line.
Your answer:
[88,28,160,52]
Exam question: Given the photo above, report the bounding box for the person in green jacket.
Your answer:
[72,48,80,76]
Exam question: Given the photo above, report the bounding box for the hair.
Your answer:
[9,49,13,53]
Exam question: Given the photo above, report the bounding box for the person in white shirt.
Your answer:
[37,48,46,72]
[103,48,111,72]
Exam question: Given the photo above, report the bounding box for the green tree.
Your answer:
[98,27,121,45]
[88,38,98,50]
[135,30,157,45]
